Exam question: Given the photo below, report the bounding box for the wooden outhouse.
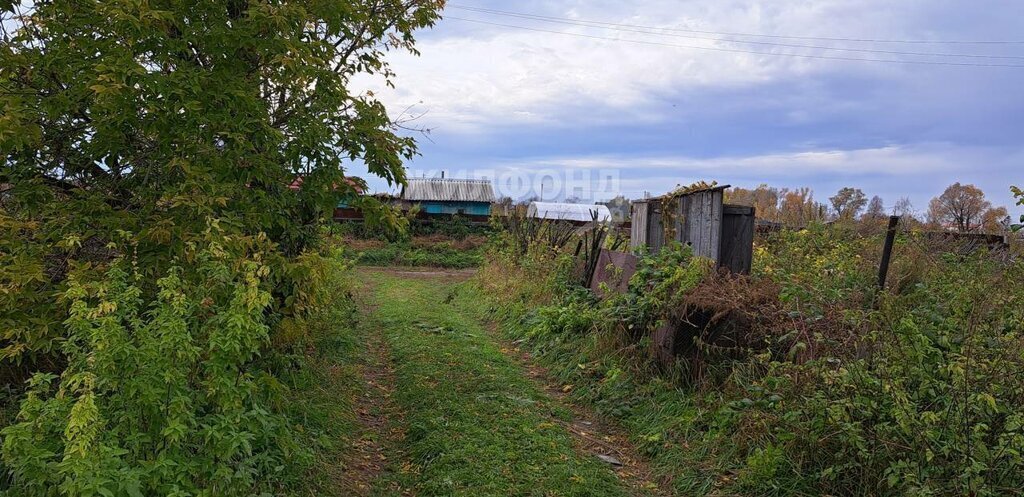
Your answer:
[630,185,754,274]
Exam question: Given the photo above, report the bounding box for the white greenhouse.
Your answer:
[527,202,612,223]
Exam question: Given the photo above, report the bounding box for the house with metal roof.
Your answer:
[527,202,612,223]
[400,178,495,216]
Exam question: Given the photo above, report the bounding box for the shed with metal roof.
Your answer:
[527,202,612,223]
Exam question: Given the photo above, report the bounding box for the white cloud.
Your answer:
[375,143,1022,209]
[355,0,1018,131]
[487,143,985,177]
[348,1,1024,214]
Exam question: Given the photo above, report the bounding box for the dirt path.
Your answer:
[347,267,669,496]
[339,280,411,497]
[494,332,673,497]
[361,266,476,281]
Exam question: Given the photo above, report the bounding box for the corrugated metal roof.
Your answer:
[527,202,612,222]
[401,178,495,203]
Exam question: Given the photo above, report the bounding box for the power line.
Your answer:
[449,5,1024,61]
[445,16,1024,68]
[449,4,1024,45]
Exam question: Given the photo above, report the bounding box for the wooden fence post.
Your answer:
[877,215,900,290]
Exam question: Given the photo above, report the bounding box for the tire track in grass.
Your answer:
[494,336,673,497]
[341,277,414,497]
[362,268,638,497]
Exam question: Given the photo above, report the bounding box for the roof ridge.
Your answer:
[408,177,490,183]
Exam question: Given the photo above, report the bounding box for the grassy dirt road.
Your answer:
[343,268,663,497]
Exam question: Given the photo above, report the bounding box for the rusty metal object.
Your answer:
[588,250,639,297]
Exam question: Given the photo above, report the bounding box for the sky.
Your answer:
[353,0,1024,218]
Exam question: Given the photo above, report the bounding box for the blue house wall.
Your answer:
[418,201,491,216]
[336,194,356,209]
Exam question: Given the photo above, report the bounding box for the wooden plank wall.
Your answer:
[720,205,755,274]
[629,191,754,274]
[630,191,724,259]
[630,202,648,250]
[673,190,723,262]
[648,203,665,252]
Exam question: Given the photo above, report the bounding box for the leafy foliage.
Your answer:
[0,0,441,360]
[1,0,442,492]
[1012,186,1023,231]
[829,187,868,220]
[1,235,290,496]
[481,217,1024,496]
[608,243,710,343]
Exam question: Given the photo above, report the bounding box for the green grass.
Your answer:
[275,276,363,496]
[346,243,482,269]
[487,328,745,495]
[364,271,631,497]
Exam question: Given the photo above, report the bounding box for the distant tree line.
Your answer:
[504,184,1017,234]
[720,183,1014,233]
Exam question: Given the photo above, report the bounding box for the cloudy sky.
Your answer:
[354,0,1024,217]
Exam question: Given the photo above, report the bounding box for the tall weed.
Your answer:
[481,221,1024,496]
[1,233,309,496]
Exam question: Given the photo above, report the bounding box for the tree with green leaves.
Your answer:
[1,1,443,494]
[1,0,441,256]
[1,0,441,359]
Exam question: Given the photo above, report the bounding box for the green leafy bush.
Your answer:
[615,243,710,342]
[1,0,441,491]
[0,215,67,371]
[776,256,1024,496]
[481,220,1024,496]
[1,236,299,496]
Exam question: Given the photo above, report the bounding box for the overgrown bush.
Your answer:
[1,234,293,495]
[0,231,362,496]
[1,0,441,491]
[480,220,1024,496]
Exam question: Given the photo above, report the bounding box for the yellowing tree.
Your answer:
[725,184,780,221]
[778,187,826,227]
[981,206,1010,232]
[829,187,867,220]
[927,183,991,232]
